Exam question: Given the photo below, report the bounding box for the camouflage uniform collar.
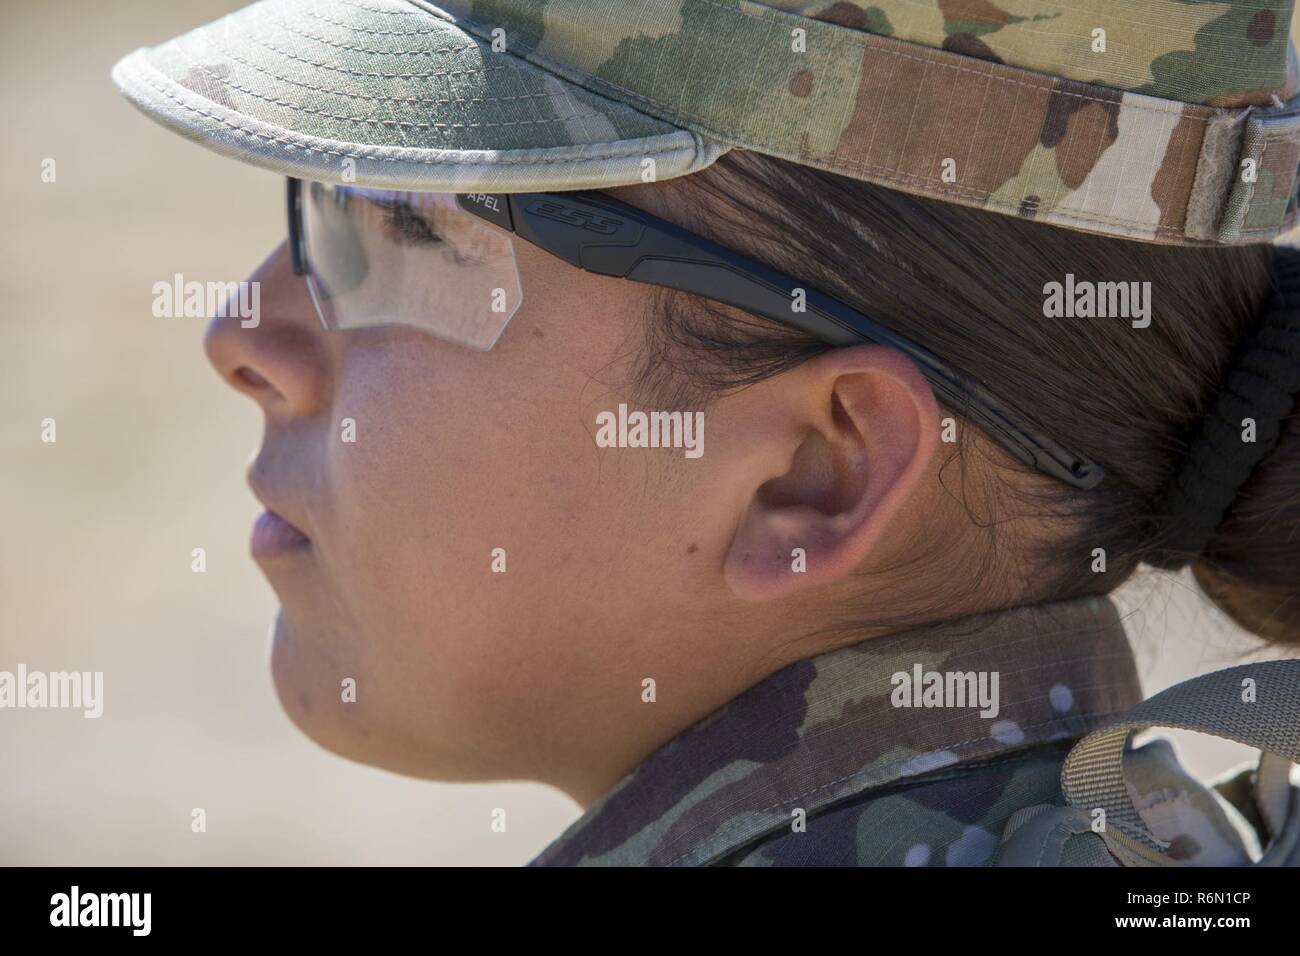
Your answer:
[531,595,1141,866]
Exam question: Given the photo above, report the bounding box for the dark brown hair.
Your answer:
[634,150,1299,644]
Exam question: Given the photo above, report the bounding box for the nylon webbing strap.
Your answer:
[1061,660,1300,852]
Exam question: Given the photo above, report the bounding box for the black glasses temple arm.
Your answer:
[472,190,1104,490]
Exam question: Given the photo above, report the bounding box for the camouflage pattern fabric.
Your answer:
[529,596,1257,866]
[113,0,1300,244]
[762,0,1297,106]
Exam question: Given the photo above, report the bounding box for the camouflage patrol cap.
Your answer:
[113,0,1300,245]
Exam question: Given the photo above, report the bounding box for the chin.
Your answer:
[266,609,486,781]
[265,610,374,765]
[269,609,348,753]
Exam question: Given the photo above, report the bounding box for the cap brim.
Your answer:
[111,0,727,192]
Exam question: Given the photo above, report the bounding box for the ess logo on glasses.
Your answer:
[527,199,625,236]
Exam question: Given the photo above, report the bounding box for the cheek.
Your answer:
[316,332,603,688]
[323,340,490,639]
[282,267,660,769]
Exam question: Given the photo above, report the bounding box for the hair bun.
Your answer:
[1148,248,1300,573]
[1191,409,1299,643]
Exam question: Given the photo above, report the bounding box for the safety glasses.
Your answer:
[288,178,522,350]
[288,178,1102,490]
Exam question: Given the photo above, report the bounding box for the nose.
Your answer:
[204,241,329,418]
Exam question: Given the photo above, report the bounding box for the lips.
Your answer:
[247,462,312,558]
[251,508,310,557]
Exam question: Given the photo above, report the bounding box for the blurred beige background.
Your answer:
[0,1,1285,865]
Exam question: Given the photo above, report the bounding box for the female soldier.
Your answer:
[113,0,1300,865]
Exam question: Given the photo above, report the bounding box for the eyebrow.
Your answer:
[373,197,443,246]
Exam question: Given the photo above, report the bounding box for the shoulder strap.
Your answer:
[1059,659,1300,863]
[995,802,1190,867]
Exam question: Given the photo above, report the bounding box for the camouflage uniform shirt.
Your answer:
[531,596,1256,866]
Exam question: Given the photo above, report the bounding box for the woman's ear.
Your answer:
[724,345,940,601]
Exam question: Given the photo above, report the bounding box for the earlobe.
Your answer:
[723,346,940,601]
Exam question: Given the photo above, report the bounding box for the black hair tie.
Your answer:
[1146,248,1300,571]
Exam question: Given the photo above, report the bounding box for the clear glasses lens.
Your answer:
[299,182,522,351]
